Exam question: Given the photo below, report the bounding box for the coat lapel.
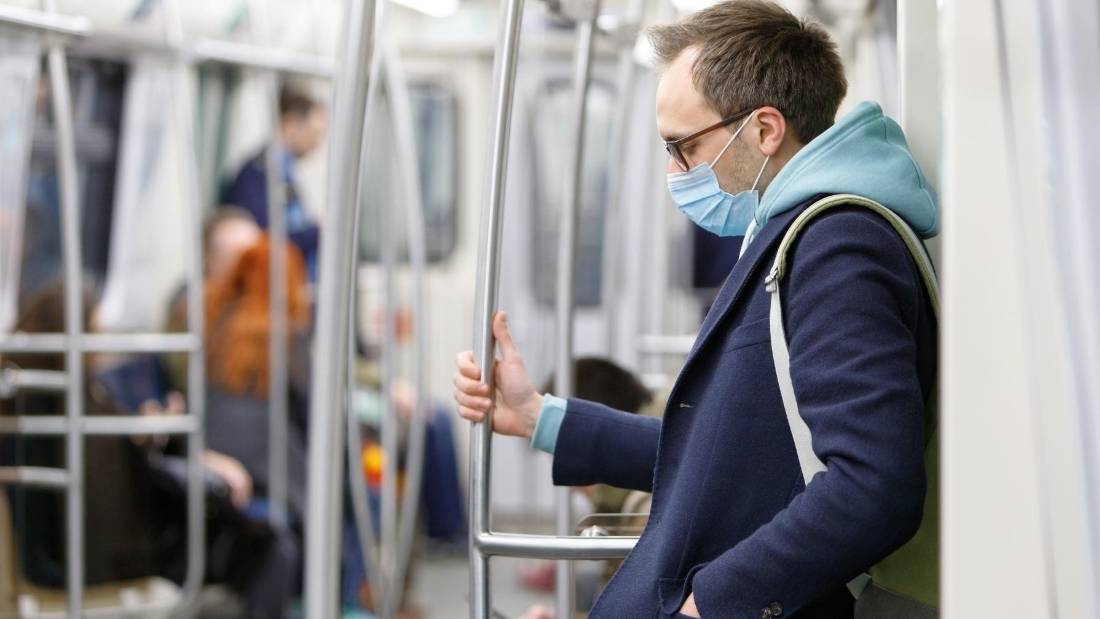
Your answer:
[682,204,810,368]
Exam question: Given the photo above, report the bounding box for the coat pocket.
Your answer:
[656,562,710,618]
[656,576,688,618]
[720,316,771,353]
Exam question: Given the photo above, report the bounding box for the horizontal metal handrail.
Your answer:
[191,39,334,77]
[0,415,199,436]
[636,333,696,356]
[0,333,199,353]
[0,8,333,78]
[0,368,69,393]
[475,531,637,560]
[0,465,69,488]
[0,4,90,36]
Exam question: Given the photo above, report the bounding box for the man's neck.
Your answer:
[758,140,804,197]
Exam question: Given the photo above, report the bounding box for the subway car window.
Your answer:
[20,57,126,305]
[359,80,459,263]
[530,77,614,308]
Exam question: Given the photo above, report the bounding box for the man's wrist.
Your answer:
[524,393,544,440]
[530,394,567,454]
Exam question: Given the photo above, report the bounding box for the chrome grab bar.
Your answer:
[304,0,378,617]
[552,0,601,615]
[468,0,640,617]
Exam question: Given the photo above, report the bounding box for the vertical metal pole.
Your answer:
[162,0,209,604]
[554,4,599,617]
[384,41,430,612]
[379,98,399,619]
[348,300,384,602]
[43,0,83,612]
[601,0,644,358]
[639,0,675,379]
[343,77,390,596]
[305,0,377,616]
[346,21,392,613]
[267,132,291,528]
[254,0,291,528]
[470,0,526,614]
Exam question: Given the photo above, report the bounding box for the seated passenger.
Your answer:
[541,358,661,520]
[521,358,662,600]
[164,207,262,393]
[0,281,161,587]
[0,281,295,619]
[203,234,312,529]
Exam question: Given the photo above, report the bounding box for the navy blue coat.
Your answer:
[224,151,320,268]
[553,198,937,619]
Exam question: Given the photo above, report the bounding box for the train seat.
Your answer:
[0,493,181,619]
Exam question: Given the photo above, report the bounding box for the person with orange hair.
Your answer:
[203,233,313,529]
[201,234,313,619]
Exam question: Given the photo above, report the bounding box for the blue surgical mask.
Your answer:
[667,114,770,237]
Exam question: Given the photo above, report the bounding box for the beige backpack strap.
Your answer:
[764,193,940,597]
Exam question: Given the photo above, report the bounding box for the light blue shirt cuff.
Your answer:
[530,394,567,454]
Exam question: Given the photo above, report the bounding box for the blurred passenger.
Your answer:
[344,325,464,619]
[204,206,265,282]
[523,359,661,601]
[0,281,294,619]
[540,357,659,520]
[204,234,312,529]
[0,281,161,587]
[164,207,262,394]
[224,82,326,279]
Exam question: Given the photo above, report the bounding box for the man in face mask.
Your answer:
[454,1,939,617]
[659,52,782,241]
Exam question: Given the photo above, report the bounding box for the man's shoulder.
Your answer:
[224,153,268,204]
[787,205,921,275]
[781,204,930,317]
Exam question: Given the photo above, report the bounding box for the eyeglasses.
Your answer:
[664,107,757,172]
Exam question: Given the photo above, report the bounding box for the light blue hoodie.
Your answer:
[743,100,939,249]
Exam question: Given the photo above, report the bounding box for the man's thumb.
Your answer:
[493,311,520,361]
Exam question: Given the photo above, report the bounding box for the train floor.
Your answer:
[408,555,556,619]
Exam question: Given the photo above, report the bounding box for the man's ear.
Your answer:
[753,106,787,157]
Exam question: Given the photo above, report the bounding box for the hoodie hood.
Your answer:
[748,101,938,245]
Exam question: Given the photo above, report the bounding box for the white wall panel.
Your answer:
[942,0,1094,616]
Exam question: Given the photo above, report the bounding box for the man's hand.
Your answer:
[453,312,542,439]
[679,593,700,617]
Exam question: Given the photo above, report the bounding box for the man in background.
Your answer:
[224,82,326,279]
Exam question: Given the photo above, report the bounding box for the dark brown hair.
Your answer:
[541,357,653,414]
[2,280,96,375]
[649,0,847,143]
[279,81,319,120]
